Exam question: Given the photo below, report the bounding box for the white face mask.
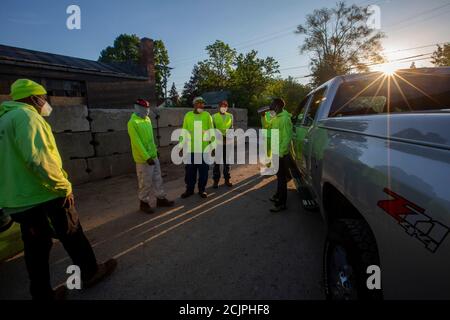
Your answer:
[40,101,53,117]
[269,110,277,118]
[220,107,227,114]
[134,105,149,118]
[196,108,204,114]
[34,96,53,117]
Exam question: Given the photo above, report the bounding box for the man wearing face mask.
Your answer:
[127,99,174,213]
[268,98,293,212]
[212,100,233,189]
[180,97,214,199]
[0,79,117,300]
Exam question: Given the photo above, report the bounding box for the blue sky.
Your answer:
[1,0,449,91]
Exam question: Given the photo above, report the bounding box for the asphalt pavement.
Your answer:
[0,163,325,300]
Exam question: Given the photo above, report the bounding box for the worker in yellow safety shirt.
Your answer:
[267,98,293,212]
[212,100,234,189]
[180,97,214,199]
[0,79,117,300]
[127,99,174,214]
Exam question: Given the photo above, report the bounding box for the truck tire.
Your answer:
[323,219,382,300]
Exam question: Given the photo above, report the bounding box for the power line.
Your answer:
[383,2,450,30]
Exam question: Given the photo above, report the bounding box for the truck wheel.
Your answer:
[323,219,382,300]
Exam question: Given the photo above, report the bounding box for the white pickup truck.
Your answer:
[289,67,450,300]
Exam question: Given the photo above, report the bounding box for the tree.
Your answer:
[431,43,450,67]
[230,50,280,125]
[98,34,140,63]
[169,82,179,105]
[196,40,237,91]
[410,62,416,69]
[154,40,171,100]
[266,77,311,113]
[182,64,203,105]
[295,2,385,86]
[98,34,171,101]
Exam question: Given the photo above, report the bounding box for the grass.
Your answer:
[0,223,23,262]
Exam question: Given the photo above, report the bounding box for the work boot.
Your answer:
[224,179,233,187]
[181,190,194,199]
[199,191,208,199]
[213,180,219,189]
[83,259,118,289]
[270,204,287,212]
[140,201,154,214]
[269,194,279,203]
[157,197,174,207]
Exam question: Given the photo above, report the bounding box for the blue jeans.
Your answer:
[185,153,209,193]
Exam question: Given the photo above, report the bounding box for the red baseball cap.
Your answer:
[135,99,150,108]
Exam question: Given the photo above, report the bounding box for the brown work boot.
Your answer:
[83,259,118,289]
[156,197,174,207]
[213,180,219,189]
[140,201,154,214]
[224,179,233,187]
[199,191,208,199]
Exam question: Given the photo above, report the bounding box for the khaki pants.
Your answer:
[136,159,166,204]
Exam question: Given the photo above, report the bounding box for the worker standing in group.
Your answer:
[180,97,214,199]
[0,79,117,300]
[127,99,174,213]
[267,98,293,212]
[212,100,233,189]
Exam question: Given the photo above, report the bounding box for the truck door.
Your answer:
[300,88,327,182]
[291,95,312,167]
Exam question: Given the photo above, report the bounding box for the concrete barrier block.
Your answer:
[90,109,158,133]
[157,107,191,127]
[157,146,173,164]
[234,121,248,131]
[63,159,89,185]
[87,153,135,181]
[111,153,135,176]
[47,105,90,133]
[154,126,181,147]
[93,131,131,156]
[54,132,94,160]
[229,108,248,122]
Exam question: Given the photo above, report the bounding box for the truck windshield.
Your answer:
[329,70,450,117]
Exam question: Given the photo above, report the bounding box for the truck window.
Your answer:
[304,88,326,126]
[292,96,310,125]
[329,71,450,117]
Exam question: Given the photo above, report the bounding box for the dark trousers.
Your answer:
[11,197,97,300]
[275,156,289,206]
[185,153,209,193]
[213,142,231,182]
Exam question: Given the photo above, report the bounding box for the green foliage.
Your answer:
[197,40,237,91]
[98,34,171,101]
[181,41,281,123]
[154,40,171,100]
[266,77,311,113]
[431,43,450,67]
[295,1,385,86]
[98,34,141,63]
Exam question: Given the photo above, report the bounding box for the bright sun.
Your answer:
[378,63,398,76]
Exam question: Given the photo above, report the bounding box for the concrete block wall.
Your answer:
[51,106,247,185]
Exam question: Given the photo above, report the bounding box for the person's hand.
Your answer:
[63,193,75,209]
[147,158,155,166]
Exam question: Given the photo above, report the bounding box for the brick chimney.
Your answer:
[139,38,156,105]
